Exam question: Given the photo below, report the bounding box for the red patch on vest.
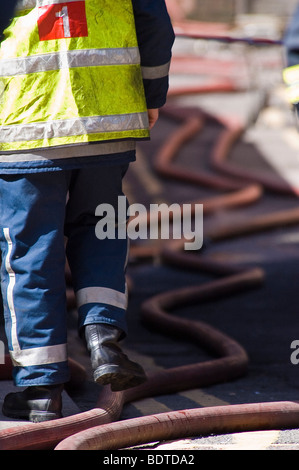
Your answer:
[38,2,88,41]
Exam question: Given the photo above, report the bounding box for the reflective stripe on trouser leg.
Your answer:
[68,233,129,334]
[65,164,130,335]
[0,173,70,386]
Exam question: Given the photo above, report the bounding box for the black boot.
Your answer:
[2,384,63,423]
[85,323,147,391]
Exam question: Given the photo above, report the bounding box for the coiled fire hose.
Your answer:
[1,100,299,450]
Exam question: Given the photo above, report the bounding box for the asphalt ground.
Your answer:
[2,37,299,453]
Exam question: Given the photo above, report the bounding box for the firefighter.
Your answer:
[0,0,174,422]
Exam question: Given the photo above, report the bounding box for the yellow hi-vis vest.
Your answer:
[0,0,150,153]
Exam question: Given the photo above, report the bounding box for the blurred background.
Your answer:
[166,0,297,23]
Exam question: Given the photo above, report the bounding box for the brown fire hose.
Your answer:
[0,269,263,450]
[2,32,299,450]
[53,106,299,450]
[1,104,299,451]
[54,401,299,451]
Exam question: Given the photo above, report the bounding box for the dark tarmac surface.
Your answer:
[2,35,299,451]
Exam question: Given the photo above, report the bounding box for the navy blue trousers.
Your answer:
[0,165,129,386]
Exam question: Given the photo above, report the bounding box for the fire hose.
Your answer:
[2,30,299,451]
[1,103,299,450]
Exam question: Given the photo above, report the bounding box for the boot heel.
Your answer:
[93,363,147,391]
[93,364,121,385]
[2,385,63,423]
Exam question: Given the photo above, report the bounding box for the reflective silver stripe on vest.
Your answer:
[0,48,140,77]
[16,0,36,10]
[0,141,136,161]
[141,60,171,80]
[38,0,84,5]
[16,0,83,10]
[0,112,148,143]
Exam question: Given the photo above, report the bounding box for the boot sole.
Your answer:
[93,364,147,391]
